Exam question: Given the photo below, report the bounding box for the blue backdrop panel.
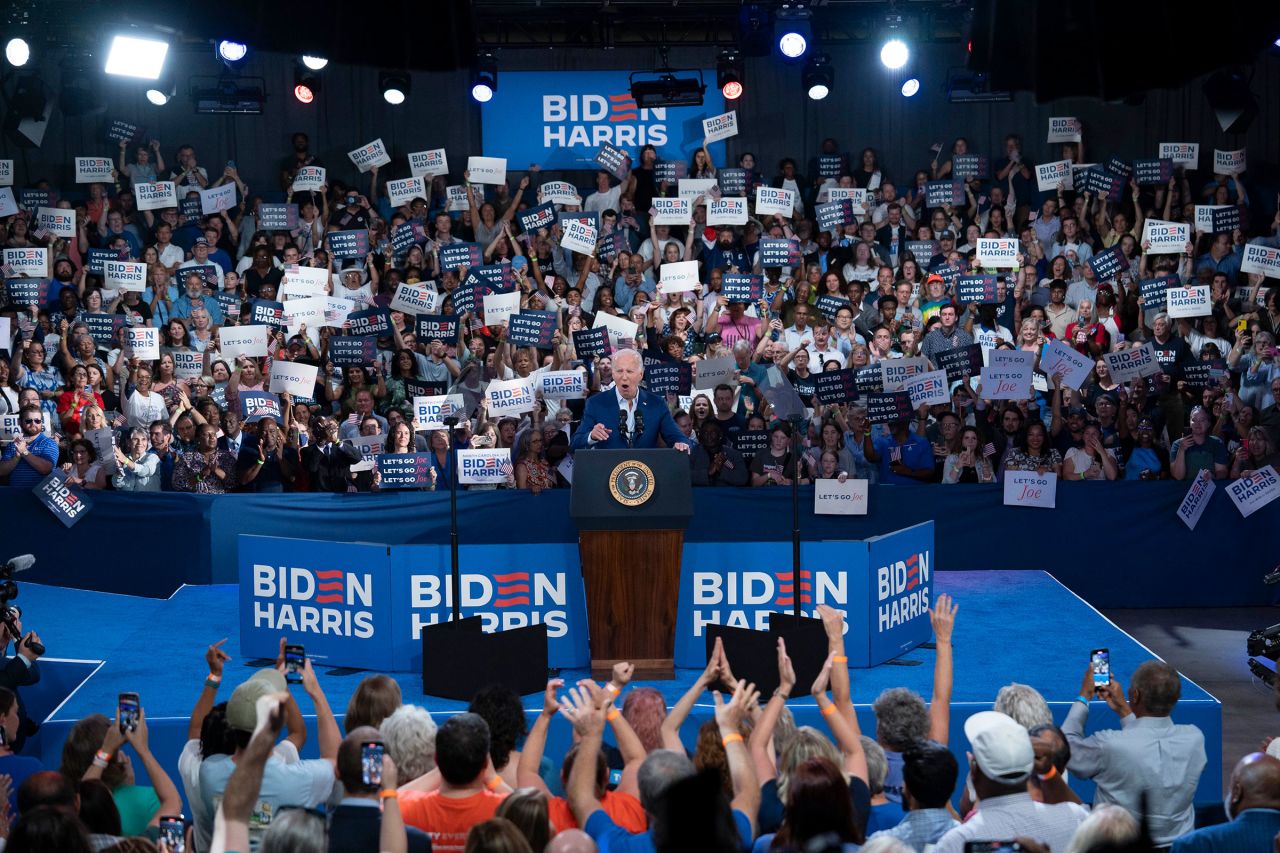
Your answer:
[865,521,936,666]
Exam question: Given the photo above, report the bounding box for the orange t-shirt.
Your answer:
[547,790,648,834]
[400,789,507,853]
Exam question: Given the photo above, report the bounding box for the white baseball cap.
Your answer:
[964,711,1034,784]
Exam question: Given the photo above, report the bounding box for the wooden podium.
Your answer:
[570,449,693,679]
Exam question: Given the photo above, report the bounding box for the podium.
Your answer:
[571,449,692,678]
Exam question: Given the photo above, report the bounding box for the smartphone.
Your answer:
[361,741,385,786]
[284,644,306,684]
[118,692,140,733]
[1091,648,1110,691]
[159,815,186,852]
[965,844,1023,853]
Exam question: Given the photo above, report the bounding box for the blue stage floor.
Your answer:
[21,571,1221,805]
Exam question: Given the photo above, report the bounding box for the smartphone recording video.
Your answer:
[159,815,185,852]
[118,692,140,733]
[361,741,385,786]
[1091,648,1110,691]
[285,644,306,684]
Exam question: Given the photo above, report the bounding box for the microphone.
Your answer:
[617,408,629,447]
[3,556,34,574]
[633,409,645,446]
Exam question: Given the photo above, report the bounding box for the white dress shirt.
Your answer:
[934,792,1089,853]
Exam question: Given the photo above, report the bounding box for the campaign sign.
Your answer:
[483,291,521,327]
[0,162,11,188]
[172,350,204,379]
[439,242,483,272]
[250,299,285,331]
[645,362,692,396]
[1103,157,1132,179]
[0,187,15,217]
[936,344,984,382]
[134,180,177,211]
[561,218,598,255]
[74,156,114,183]
[925,180,963,207]
[348,308,392,338]
[1088,246,1129,282]
[905,370,949,408]
[850,364,882,394]
[199,182,237,214]
[389,283,440,316]
[18,189,56,211]
[539,370,587,400]
[373,453,433,489]
[3,278,44,307]
[557,211,599,233]
[408,148,449,178]
[1139,276,1172,311]
[676,179,715,205]
[83,312,124,346]
[1159,142,1199,167]
[866,391,912,423]
[1166,285,1211,319]
[1209,206,1241,234]
[861,522,935,664]
[905,240,938,262]
[1142,219,1190,253]
[952,154,989,179]
[814,478,869,515]
[1177,470,1215,530]
[291,166,326,191]
[1047,116,1081,142]
[721,274,762,304]
[390,221,427,255]
[1103,343,1160,383]
[1133,158,1173,186]
[1182,360,1229,389]
[572,327,611,358]
[1213,148,1246,175]
[412,394,464,431]
[659,260,700,294]
[185,264,221,289]
[707,197,747,226]
[881,357,928,392]
[758,238,800,267]
[4,247,47,278]
[717,168,747,196]
[652,197,690,225]
[444,185,469,212]
[1241,244,1280,278]
[755,186,796,217]
[815,154,843,179]
[808,295,848,324]
[101,260,146,292]
[539,181,581,206]
[34,207,74,239]
[826,187,868,212]
[517,202,556,235]
[269,361,319,397]
[457,448,513,484]
[653,160,687,183]
[980,364,1032,400]
[417,314,461,343]
[219,325,269,360]
[812,369,856,405]
[1035,159,1073,192]
[180,197,202,219]
[507,310,558,347]
[327,230,371,259]
[259,203,299,230]
[593,144,630,181]
[1226,466,1280,518]
[1003,471,1057,509]
[349,138,391,172]
[1082,167,1123,200]
[33,470,93,528]
[1039,340,1094,389]
[240,392,283,425]
[486,377,536,416]
[956,274,998,305]
[815,200,854,232]
[976,238,1019,269]
[934,264,962,289]
[702,110,738,143]
[321,337,373,371]
[105,119,144,143]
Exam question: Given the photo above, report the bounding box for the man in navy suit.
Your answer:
[571,349,691,451]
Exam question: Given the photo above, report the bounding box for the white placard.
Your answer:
[652,197,691,225]
[980,364,1032,400]
[1159,142,1199,168]
[172,351,204,380]
[1046,117,1081,143]
[1225,466,1280,518]
[702,110,739,143]
[881,357,928,392]
[350,433,385,472]
[348,138,391,173]
[0,187,16,218]
[1166,285,1211,318]
[1213,148,1246,175]
[814,478,869,515]
[103,260,147,292]
[127,326,159,361]
[707,197,747,226]
[389,283,441,315]
[659,260,700,294]
[199,182,237,214]
[408,149,449,178]
[694,355,738,391]
[445,185,469,212]
[755,186,796,216]
[1036,159,1074,192]
[975,237,1020,269]
[0,160,12,186]
[540,181,580,205]
[75,156,114,183]
[1004,471,1058,508]
[1141,219,1190,253]
[218,324,269,360]
[269,360,319,396]
[1177,470,1215,530]
[485,376,537,416]
[482,291,521,327]
[291,166,326,192]
[678,178,717,204]
[0,317,10,349]
[467,156,507,186]
[281,295,327,328]
[281,265,330,294]
[988,349,1036,370]
[1102,343,1161,383]
[387,176,426,207]
[1241,243,1280,278]
[1039,340,1093,390]
[135,181,178,211]
[561,218,598,255]
[413,394,465,431]
[539,370,587,399]
[323,297,355,329]
[592,311,640,348]
[825,186,868,213]
[3,247,47,278]
[35,207,75,238]
[457,448,513,484]
[905,370,950,408]
[1194,205,1233,233]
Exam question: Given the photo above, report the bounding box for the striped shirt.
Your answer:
[933,792,1089,853]
[870,807,959,851]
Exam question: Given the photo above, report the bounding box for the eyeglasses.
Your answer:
[21,418,42,425]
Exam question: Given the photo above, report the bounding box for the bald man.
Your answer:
[1171,752,1280,852]
[546,828,598,853]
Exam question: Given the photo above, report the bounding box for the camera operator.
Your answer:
[0,610,43,752]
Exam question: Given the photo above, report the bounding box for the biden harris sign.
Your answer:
[480,70,726,170]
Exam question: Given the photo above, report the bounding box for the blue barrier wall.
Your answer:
[2,482,1274,607]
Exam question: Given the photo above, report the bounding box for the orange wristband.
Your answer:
[832,655,848,663]
[1039,765,1058,781]
[721,733,744,747]
[820,703,838,717]
[606,708,620,721]
[379,790,398,800]
[486,776,504,791]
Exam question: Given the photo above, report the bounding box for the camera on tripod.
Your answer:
[0,555,43,657]
[1247,624,1280,662]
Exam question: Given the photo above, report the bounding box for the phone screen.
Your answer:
[964,844,1022,853]
[119,693,140,732]
[159,816,185,852]
[1091,648,1110,689]
[285,645,306,684]
[361,741,385,786]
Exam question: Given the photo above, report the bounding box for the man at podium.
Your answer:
[571,349,691,452]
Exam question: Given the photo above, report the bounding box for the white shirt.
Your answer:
[124,390,169,429]
[584,185,622,215]
[614,386,639,437]
[783,325,814,352]
[182,739,306,853]
[934,792,1089,853]
[198,744,335,852]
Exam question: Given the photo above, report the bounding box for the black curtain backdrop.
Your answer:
[5,43,1278,201]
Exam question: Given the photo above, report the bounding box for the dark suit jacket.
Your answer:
[0,655,40,751]
[328,802,432,853]
[876,224,910,252]
[301,441,362,493]
[571,388,687,450]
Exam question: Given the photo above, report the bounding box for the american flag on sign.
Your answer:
[889,446,902,463]
[499,460,514,478]
[111,412,127,428]
[982,442,996,458]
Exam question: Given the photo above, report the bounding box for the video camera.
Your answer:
[0,555,44,657]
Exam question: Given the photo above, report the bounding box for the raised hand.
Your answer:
[929,593,957,644]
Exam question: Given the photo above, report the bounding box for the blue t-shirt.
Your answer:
[585,806,753,852]
[1,432,60,489]
[867,800,906,835]
[872,433,933,484]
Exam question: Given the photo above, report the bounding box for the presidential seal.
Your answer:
[608,460,655,506]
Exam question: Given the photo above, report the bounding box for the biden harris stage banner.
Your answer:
[480,71,726,171]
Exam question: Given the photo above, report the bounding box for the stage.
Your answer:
[20,570,1221,808]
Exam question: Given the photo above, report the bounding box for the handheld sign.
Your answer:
[457,449,513,485]
[717,168,748,196]
[1004,471,1057,509]
[1141,219,1190,254]
[172,350,204,379]
[389,282,440,316]
[652,197,691,225]
[936,344,984,382]
[134,180,178,212]
[905,370,950,408]
[0,161,13,188]
[755,186,795,217]
[1240,244,1280,278]
[250,299,286,331]
[1213,148,1246,175]
[327,230,371,259]
[561,218,597,255]
[653,160,687,182]
[1165,285,1211,318]
[281,264,330,294]
[1039,340,1093,389]
[1088,246,1129,282]
[507,310,558,347]
[1176,470,1215,531]
[1046,117,1081,143]
[572,327,611,358]
[0,187,15,217]
[956,274,998,305]
[126,327,160,361]
[218,324,269,360]
[975,238,1019,269]
[1132,158,1173,186]
[813,369,857,405]
[659,260,700,294]
[866,392,912,424]
[83,313,124,347]
[408,148,448,178]
[1159,142,1198,168]
[258,203,299,230]
[35,207,75,239]
[679,179,719,204]
[103,260,147,292]
[1035,160,1073,192]
[881,357,928,392]
[925,180,963,207]
[979,363,1032,400]
[291,166,326,191]
[702,110,738,143]
[517,202,556,235]
[486,377,536,416]
[348,308,392,338]
[269,361,319,397]
[199,182,237,214]
[758,238,800,267]
[466,156,507,185]
[33,471,93,528]
[646,362,692,396]
[813,478,869,515]
[694,355,738,391]
[721,274,762,304]
[816,199,855,232]
[707,197,747,226]
[414,394,465,430]
[593,143,630,181]
[1139,276,1173,312]
[387,176,426,207]
[377,454,435,489]
[540,181,580,205]
[1225,466,1280,518]
[240,392,284,424]
[348,138,391,172]
[952,154,990,179]
[439,242,483,272]
[4,247,48,278]
[1102,343,1161,383]
[483,291,521,327]
[329,336,377,367]
[539,370,587,400]
[75,157,114,183]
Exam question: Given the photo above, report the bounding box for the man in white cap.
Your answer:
[934,711,1089,853]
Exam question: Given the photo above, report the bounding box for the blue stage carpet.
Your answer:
[21,571,1221,806]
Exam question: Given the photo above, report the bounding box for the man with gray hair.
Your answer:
[1063,659,1206,847]
[570,348,690,451]
[994,683,1053,731]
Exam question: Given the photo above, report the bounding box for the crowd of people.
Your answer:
[3,124,1279,493]
[1,601,1276,853]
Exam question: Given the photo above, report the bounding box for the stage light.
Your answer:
[380,71,410,105]
[717,50,743,100]
[295,64,321,104]
[802,53,833,101]
[5,38,30,68]
[294,83,315,104]
[471,53,498,103]
[776,5,811,59]
[145,78,176,105]
[901,77,920,97]
[880,38,909,70]
[104,34,169,80]
[218,40,248,63]
[301,55,328,71]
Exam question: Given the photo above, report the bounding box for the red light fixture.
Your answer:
[722,80,743,100]
[294,83,315,104]
[717,50,744,101]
